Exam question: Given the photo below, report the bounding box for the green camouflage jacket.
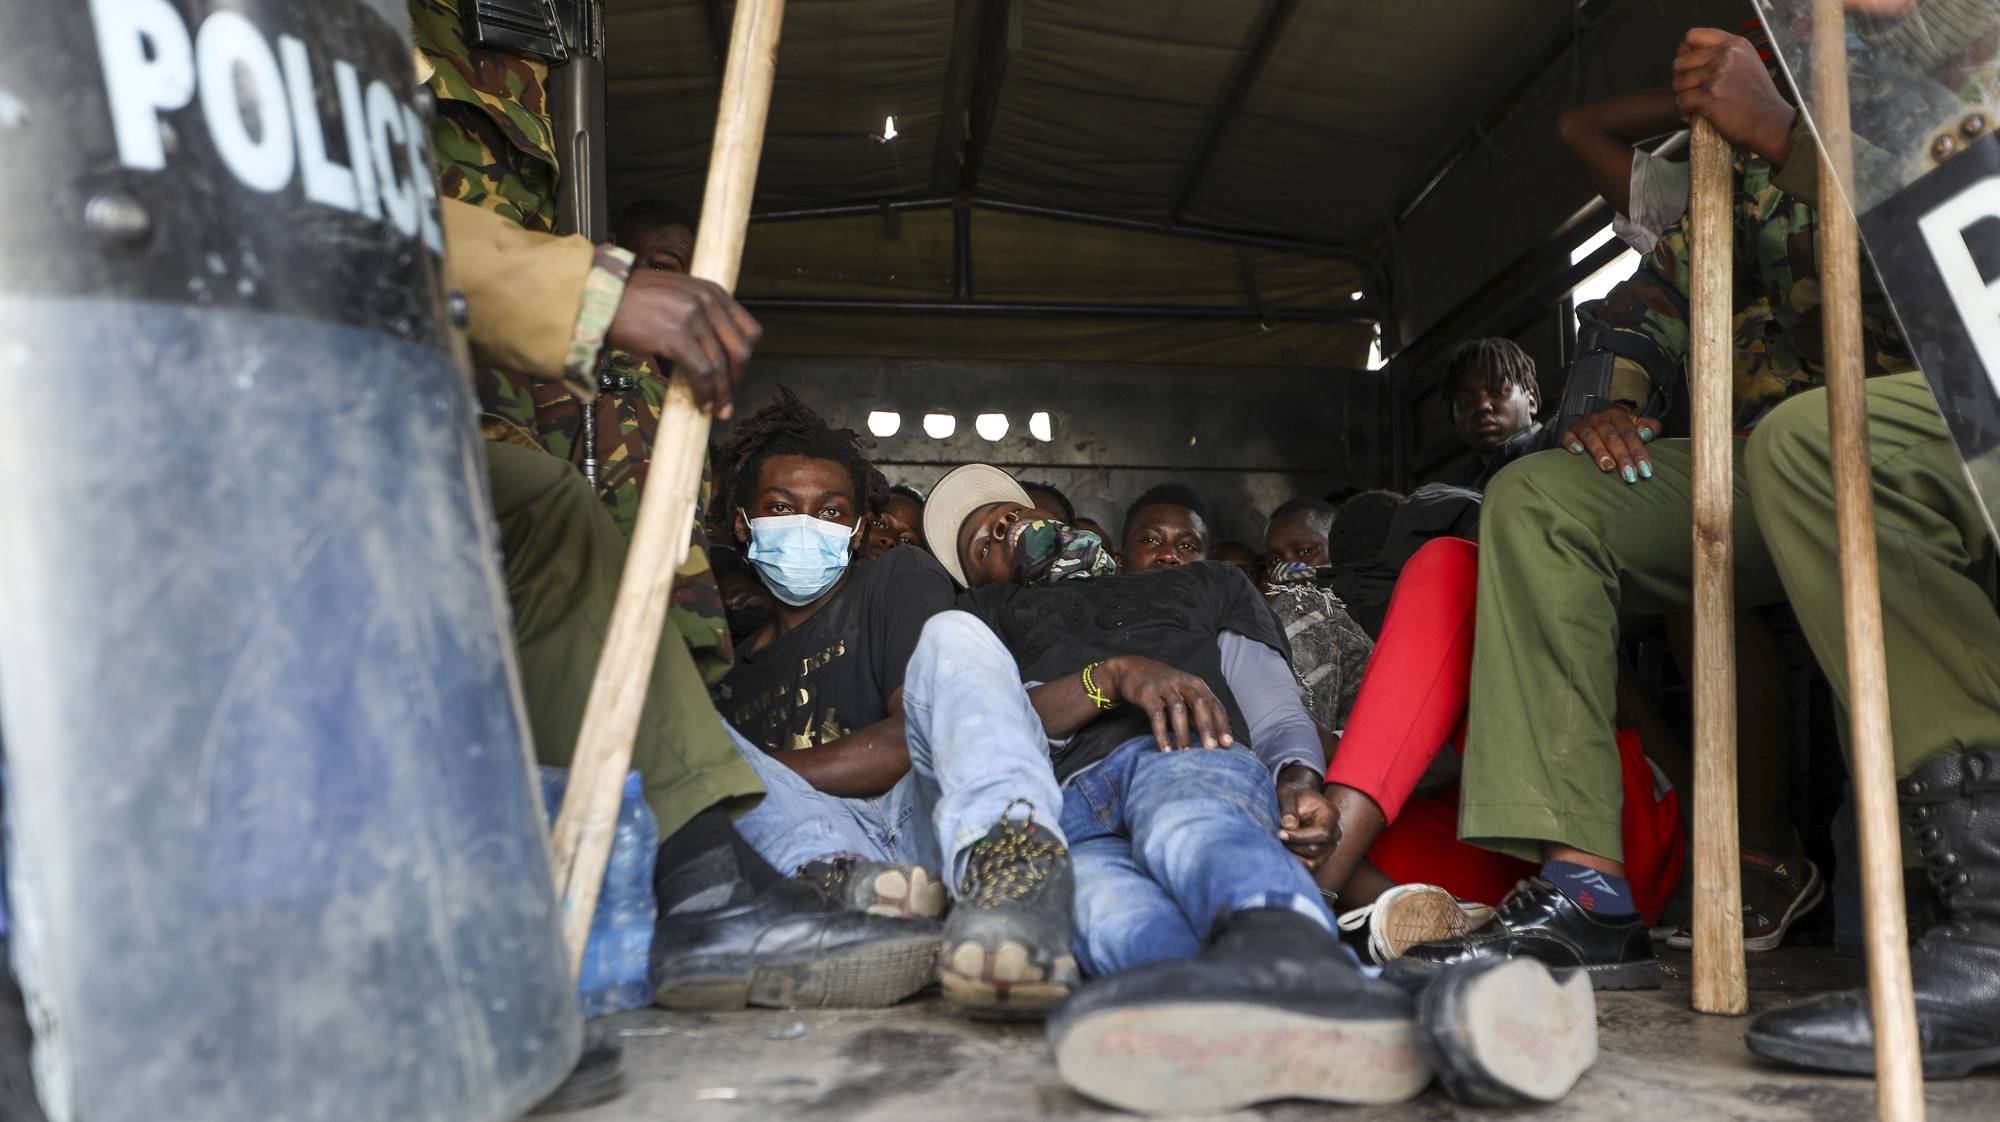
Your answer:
[1597,118,1915,422]
[411,0,734,682]
[411,0,560,232]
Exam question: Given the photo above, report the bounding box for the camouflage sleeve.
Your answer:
[1596,229,1693,411]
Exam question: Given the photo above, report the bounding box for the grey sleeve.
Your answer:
[1217,630,1324,781]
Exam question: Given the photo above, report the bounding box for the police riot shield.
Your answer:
[0,3,578,1121]
[1753,0,2000,541]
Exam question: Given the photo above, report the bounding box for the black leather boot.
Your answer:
[648,824,942,1012]
[1745,750,2000,1078]
[649,875,942,1011]
[1047,909,1428,1114]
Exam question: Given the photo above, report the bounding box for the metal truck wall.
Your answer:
[0,3,579,1121]
[751,357,1379,547]
[1754,0,2000,541]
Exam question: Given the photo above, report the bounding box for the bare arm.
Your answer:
[772,690,912,798]
[1025,655,1236,751]
[1026,674,1107,744]
[1556,88,1682,213]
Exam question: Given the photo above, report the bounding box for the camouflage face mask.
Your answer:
[1012,519,1117,586]
[1267,559,1318,588]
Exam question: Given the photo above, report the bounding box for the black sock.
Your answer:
[653,807,781,915]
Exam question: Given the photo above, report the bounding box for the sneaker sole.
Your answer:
[1378,889,1489,960]
[653,934,940,1012]
[854,865,948,921]
[1052,1002,1429,1114]
[1426,959,1598,1104]
[1667,866,1826,953]
[939,938,1076,1022]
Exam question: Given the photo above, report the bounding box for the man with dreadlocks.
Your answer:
[708,390,1083,1021]
[1446,337,1547,488]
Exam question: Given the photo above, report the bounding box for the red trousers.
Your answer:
[1326,538,1684,920]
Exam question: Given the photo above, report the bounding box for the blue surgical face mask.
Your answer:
[742,512,860,606]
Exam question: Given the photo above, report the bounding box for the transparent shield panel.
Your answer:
[1755,0,2000,537]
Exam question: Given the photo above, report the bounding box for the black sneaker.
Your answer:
[796,857,948,920]
[1417,957,1599,1106]
[1048,908,1428,1114]
[650,876,941,1011]
[938,804,1078,1020]
[1392,878,1662,991]
[1667,854,1824,953]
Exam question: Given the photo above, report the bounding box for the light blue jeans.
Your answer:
[1060,737,1337,977]
[728,611,1067,893]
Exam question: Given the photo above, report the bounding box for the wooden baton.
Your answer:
[1809,1,1925,1115]
[1688,113,1749,1017]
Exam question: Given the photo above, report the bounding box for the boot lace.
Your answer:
[796,856,855,899]
[960,800,1063,908]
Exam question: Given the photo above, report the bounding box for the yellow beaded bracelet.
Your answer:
[1080,661,1116,711]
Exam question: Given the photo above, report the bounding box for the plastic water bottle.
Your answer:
[539,770,660,1016]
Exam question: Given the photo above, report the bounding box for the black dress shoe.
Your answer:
[1745,750,2000,1078]
[1418,957,1598,1106]
[649,876,941,1011]
[938,807,1078,1020]
[1393,878,1661,991]
[1047,908,1428,1114]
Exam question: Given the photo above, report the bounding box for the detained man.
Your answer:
[1118,482,1212,574]
[1446,337,1546,488]
[861,484,926,561]
[1210,541,1264,587]
[707,391,1079,1020]
[1125,483,1372,745]
[923,466,1599,1114]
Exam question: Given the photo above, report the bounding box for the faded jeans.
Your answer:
[729,611,1066,892]
[1060,737,1337,976]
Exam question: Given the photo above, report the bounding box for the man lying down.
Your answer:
[705,391,1599,1114]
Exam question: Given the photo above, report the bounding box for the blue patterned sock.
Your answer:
[1542,859,1636,917]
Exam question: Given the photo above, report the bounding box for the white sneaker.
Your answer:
[1339,884,1495,965]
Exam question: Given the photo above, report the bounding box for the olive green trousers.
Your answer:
[485,441,762,837]
[1461,372,2000,863]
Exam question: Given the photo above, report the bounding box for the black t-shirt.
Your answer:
[714,548,956,753]
[957,561,1288,780]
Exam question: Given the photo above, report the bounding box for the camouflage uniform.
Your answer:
[1268,586,1372,732]
[1591,117,1916,424]
[411,0,732,683]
